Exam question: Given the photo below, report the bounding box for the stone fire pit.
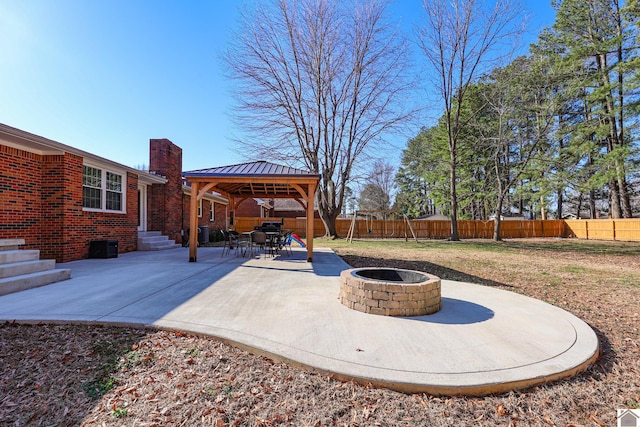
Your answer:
[339,267,441,316]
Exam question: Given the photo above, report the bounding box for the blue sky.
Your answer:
[0,0,555,171]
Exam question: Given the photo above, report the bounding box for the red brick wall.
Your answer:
[40,153,81,261]
[235,199,267,217]
[0,144,43,251]
[149,139,183,243]
[1,143,140,262]
[181,195,227,244]
[71,171,139,262]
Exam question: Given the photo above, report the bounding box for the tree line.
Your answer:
[226,0,639,239]
[396,0,639,239]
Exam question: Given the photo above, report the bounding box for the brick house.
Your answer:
[235,198,273,218]
[181,179,228,243]
[234,198,320,219]
[0,124,227,262]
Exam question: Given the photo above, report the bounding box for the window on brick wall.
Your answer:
[106,172,122,210]
[198,199,202,217]
[83,166,102,209]
[210,202,215,221]
[83,165,125,212]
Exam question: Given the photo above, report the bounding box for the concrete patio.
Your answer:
[0,246,599,395]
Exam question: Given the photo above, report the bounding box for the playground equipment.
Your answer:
[291,233,306,248]
[346,210,417,243]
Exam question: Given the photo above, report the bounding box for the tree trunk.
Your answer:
[617,168,632,217]
[609,177,622,218]
[493,196,503,241]
[589,189,596,219]
[319,208,340,239]
[556,188,563,220]
[576,192,583,219]
[449,150,460,241]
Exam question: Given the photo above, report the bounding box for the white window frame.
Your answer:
[210,201,215,221]
[198,199,203,218]
[82,163,127,213]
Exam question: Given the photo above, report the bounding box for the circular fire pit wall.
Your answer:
[339,268,441,316]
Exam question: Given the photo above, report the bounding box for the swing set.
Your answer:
[346,210,418,243]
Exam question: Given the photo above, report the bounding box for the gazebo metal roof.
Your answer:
[183,161,320,199]
[185,160,314,177]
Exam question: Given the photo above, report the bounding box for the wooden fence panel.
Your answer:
[543,220,566,237]
[564,220,587,238]
[611,219,640,241]
[235,217,639,241]
[585,220,615,240]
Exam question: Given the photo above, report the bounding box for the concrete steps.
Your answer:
[137,231,181,251]
[0,239,71,296]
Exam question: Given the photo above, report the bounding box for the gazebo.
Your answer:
[182,161,320,262]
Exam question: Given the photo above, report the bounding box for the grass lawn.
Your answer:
[1,237,639,426]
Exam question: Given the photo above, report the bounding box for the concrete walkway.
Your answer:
[0,246,599,395]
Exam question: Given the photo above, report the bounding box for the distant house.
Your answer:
[0,123,228,261]
[562,212,608,220]
[273,198,320,218]
[232,197,320,219]
[235,198,273,218]
[416,213,450,221]
[489,213,527,221]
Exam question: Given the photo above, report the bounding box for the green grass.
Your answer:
[560,265,589,274]
[319,236,640,256]
[111,406,128,418]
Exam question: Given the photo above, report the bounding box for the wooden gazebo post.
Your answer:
[305,181,317,262]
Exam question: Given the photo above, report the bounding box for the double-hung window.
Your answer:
[105,172,122,211]
[83,165,125,212]
[210,202,215,221]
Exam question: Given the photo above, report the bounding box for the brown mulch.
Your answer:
[1,239,639,426]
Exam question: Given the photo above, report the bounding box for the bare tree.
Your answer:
[358,159,395,213]
[225,0,413,237]
[417,0,525,240]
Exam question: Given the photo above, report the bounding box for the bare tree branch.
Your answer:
[225,0,415,236]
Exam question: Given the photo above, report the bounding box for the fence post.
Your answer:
[585,220,589,240]
[612,220,616,241]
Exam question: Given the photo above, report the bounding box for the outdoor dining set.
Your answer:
[221,222,293,258]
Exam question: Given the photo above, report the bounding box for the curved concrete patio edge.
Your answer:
[0,247,600,396]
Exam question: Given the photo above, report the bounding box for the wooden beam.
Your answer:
[197,181,218,199]
[289,183,308,200]
[293,197,306,210]
[189,181,200,262]
[229,195,236,230]
[306,181,316,262]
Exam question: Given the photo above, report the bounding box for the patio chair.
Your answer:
[250,231,267,257]
[280,232,293,256]
[266,234,279,257]
[222,230,244,257]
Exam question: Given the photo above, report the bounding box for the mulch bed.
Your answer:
[1,239,639,426]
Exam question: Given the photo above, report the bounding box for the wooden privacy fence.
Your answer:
[234,217,640,242]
